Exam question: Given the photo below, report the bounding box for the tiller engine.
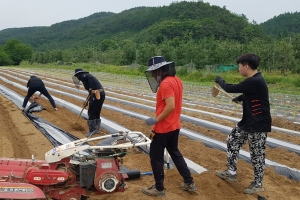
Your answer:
[0,131,151,199]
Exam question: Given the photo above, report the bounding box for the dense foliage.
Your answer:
[0,39,32,65]
[0,1,263,49]
[260,12,300,37]
[0,1,299,73]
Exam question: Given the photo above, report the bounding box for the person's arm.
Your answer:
[155,96,175,122]
[215,76,253,94]
[232,94,244,103]
[26,79,30,88]
[94,89,101,99]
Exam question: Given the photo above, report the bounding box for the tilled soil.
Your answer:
[0,67,299,200]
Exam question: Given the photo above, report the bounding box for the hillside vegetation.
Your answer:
[0,2,263,50]
[0,1,300,75]
[260,12,300,37]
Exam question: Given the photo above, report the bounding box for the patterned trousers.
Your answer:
[227,125,267,185]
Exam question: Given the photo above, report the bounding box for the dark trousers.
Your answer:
[150,129,193,191]
[88,95,105,120]
[22,86,56,108]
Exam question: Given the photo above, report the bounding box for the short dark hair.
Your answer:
[236,53,260,70]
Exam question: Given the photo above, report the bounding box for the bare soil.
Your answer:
[0,68,300,200]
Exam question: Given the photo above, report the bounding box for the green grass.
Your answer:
[8,62,300,95]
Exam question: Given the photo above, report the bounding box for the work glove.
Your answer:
[214,76,223,84]
[232,96,240,104]
[145,117,157,126]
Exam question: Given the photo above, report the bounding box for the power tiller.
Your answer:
[0,131,151,200]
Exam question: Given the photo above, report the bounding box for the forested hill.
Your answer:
[0,12,115,50]
[0,1,263,51]
[260,12,300,37]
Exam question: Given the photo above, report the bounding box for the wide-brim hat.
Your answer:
[145,56,174,72]
[74,68,88,76]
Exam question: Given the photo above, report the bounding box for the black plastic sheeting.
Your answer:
[102,101,300,181]
[0,85,23,108]
[275,166,300,181]
[104,98,300,156]
[23,102,79,146]
[1,84,300,181]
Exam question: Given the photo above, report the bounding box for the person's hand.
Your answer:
[215,76,223,83]
[145,117,157,126]
[89,90,93,96]
[232,97,240,104]
[33,96,39,101]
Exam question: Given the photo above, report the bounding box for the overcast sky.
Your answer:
[0,0,299,31]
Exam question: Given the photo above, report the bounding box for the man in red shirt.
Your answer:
[142,56,196,197]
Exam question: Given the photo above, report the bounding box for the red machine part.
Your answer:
[0,158,49,199]
[0,158,50,182]
[25,167,69,185]
[0,156,127,199]
[94,157,126,193]
[0,182,46,199]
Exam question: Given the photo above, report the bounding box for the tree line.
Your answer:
[29,34,300,74]
[0,1,299,73]
[1,33,300,74]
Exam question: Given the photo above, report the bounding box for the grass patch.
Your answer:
[8,62,300,95]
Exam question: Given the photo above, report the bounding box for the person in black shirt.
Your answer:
[22,75,58,111]
[214,53,271,194]
[73,68,105,137]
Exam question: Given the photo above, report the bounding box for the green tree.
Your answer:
[120,40,137,65]
[4,39,33,65]
[292,34,300,60]
[274,39,295,73]
[99,39,118,52]
[0,46,13,66]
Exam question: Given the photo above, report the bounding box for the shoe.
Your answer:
[181,182,197,192]
[54,108,58,111]
[244,181,264,194]
[216,170,237,182]
[142,185,165,196]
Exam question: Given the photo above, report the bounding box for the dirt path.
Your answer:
[0,68,300,200]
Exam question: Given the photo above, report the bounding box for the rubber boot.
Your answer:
[94,119,101,134]
[85,120,96,137]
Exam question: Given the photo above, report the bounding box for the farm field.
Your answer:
[0,67,300,200]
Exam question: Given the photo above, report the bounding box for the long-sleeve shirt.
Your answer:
[80,73,105,96]
[218,72,272,132]
[27,76,44,88]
